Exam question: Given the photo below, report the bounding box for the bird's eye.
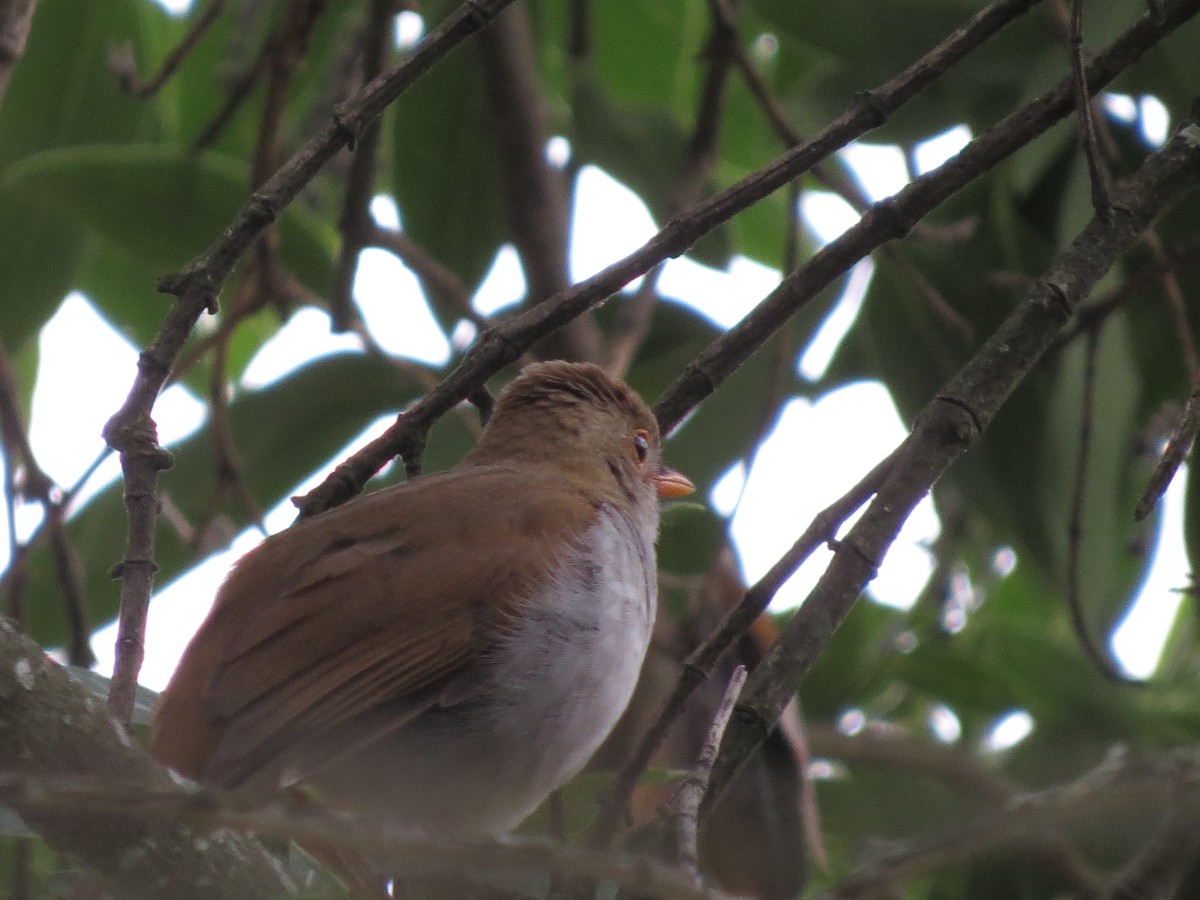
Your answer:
[633,430,650,465]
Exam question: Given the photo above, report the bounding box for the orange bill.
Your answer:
[653,466,695,499]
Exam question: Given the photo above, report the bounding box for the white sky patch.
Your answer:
[473,245,527,316]
[151,0,192,15]
[913,125,972,175]
[1139,95,1170,146]
[546,136,571,169]
[1111,468,1188,678]
[710,462,746,517]
[1104,93,1138,122]
[983,709,1034,753]
[395,11,425,49]
[354,247,451,365]
[800,191,861,245]
[240,307,360,390]
[658,254,780,330]
[570,166,657,287]
[370,194,402,231]
[929,703,962,743]
[840,142,909,200]
[731,383,937,612]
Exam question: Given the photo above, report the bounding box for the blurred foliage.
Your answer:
[3,0,1200,897]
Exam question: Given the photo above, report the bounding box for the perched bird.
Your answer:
[151,361,693,849]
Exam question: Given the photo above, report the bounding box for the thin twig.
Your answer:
[606,265,666,380]
[191,36,272,150]
[1147,228,1200,380]
[47,508,93,666]
[1,405,26,627]
[0,341,93,665]
[330,0,394,331]
[881,245,975,344]
[1065,326,1131,681]
[1136,372,1200,520]
[1069,0,1113,214]
[201,335,266,536]
[664,665,748,883]
[112,0,224,98]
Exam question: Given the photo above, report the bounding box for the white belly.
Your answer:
[315,505,657,838]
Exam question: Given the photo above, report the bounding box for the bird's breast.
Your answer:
[309,503,658,839]
[485,502,657,776]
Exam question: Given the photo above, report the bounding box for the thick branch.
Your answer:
[0,619,300,900]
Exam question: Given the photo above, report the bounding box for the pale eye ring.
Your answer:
[633,430,650,465]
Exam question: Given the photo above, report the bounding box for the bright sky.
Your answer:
[0,0,1184,757]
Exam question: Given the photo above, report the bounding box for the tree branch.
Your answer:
[0,619,301,900]
[297,0,1045,517]
[704,109,1200,822]
[653,0,1200,431]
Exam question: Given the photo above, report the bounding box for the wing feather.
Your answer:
[152,465,599,791]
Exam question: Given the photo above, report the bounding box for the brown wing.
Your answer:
[150,465,599,791]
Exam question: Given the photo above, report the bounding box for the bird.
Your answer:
[151,361,694,857]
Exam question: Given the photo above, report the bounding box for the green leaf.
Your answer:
[536,0,709,117]
[3,144,337,298]
[390,41,506,304]
[0,197,84,351]
[0,0,155,169]
[658,502,726,576]
[0,0,160,350]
